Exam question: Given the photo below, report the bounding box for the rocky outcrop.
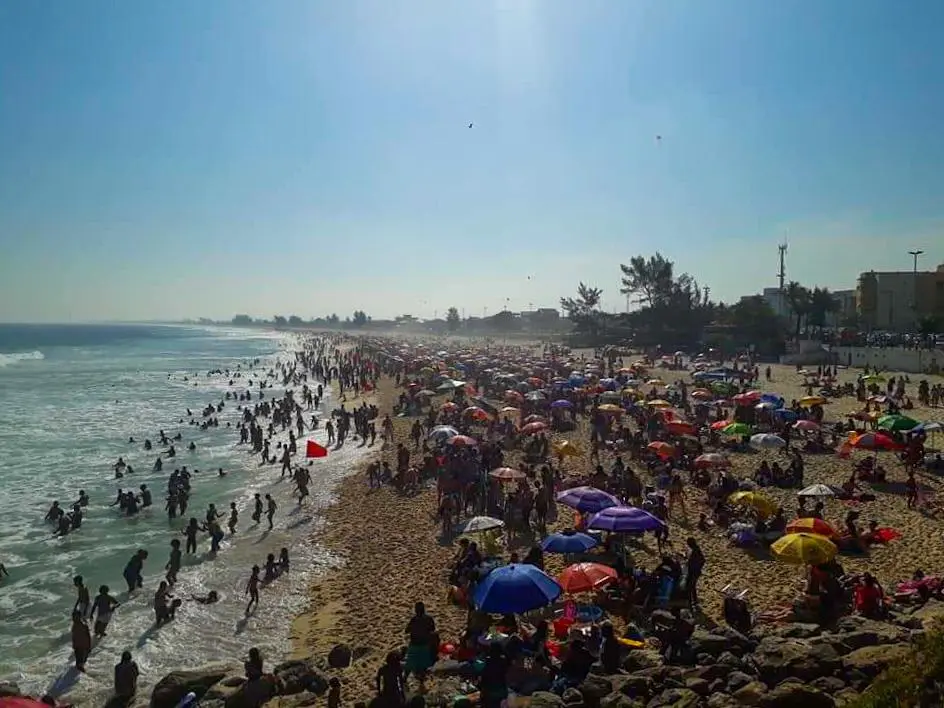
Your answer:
[150,664,238,708]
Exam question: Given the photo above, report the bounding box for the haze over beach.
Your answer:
[6,3,944,708]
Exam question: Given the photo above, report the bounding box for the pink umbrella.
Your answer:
[793,420,820,433]
[448,435,479,447]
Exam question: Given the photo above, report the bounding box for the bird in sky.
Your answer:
[469,122,474,128]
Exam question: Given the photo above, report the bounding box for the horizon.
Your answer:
[3,1,944,322]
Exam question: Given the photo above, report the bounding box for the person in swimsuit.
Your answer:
[166,539,182,584]
[123,550,147,592]
[228,503,238,535]
[154,581,174,625]
[73,575,91,618]
[191,590,219,605]
[251,494,263,524]
[183,518,200,554]
[265,494,277,530]
[90,585,120,637]
[71,611,91,672]
[245,565,261,616]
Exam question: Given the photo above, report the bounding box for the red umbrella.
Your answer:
[694,453,730,469]
[710,420,731,431]
[305,440,328,458]
[0,700,52,708]
[851,432,901,451]
[448,435,478,447]
[665,421,695,436]
[521,422,548,435]
[647,441,676,459]
[558,562,618,594]
[786,517,839,539]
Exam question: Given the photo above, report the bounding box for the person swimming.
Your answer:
[191,590,219,604]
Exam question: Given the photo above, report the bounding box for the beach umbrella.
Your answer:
[587,506,665,533]
[729,491,776,518]
[798,395,827,407]
[600,391,621,403]
[463,406,490,421]
[694,453,730,469]
[456,516,504,533]
[556,486,619,514]
[710,420,731,431]
[417,389,437,397]
[798,483,835,498]
[500,406,520,415]
[598,403,623,414]
[862,374,886,382]
[428,425,459,441]
[448,435,479,447]
[646,399,672,408]
[521,421,548,435]
[877,414,919,432]
[722,422,752,437]
[646,378,667,387]
[793,420,820,433]
[773,408,798,423]
[558,562,618,594]
[441,401,459,411]
[540,531,598,554]
[750,433,786,450]
[550,399,573,409]
[525,391,547,402]
[913,421,943,434]
[489,467,526,482]
[665,421,696,436]
[771,533,837,566]
[786,517,839,539]
[0,700,53,708]
[472,564,563,614]
[647,441,676,459]
[523,414,546,424]
[850,432,900,451]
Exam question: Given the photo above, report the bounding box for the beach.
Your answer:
[283,342,944,704]
[0,324,370,705]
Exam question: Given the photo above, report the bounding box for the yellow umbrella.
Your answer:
[598,403,623,414]
[646,378,666,386]
[646,399,672,408]
[552,440,583,458]
[771,533,837,566]
[798,395,827,407]
[728,491,776,518]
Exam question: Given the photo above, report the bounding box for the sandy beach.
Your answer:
[280,342,944,703]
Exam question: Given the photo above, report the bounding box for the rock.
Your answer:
[326,644,352,669]
[617,674,655,701]
[431,660,468,677]
[203,676,246,703]
[683,677,710,696]
[646,688,700,708]
[601,694,643,708]
[843,669,870,692]
[758,682,836,708]
[727,671,756,692]
[579,676,614,705]
[776,623,822,639]
[223,676,280,708]
[273,659,329,695]
[732,681,767,706]
[910,599,944,628]
[717,651,744,669]
[689,630,731,656]
[708,679,726,695]
[531,692,566,708]
[833,688,860,706]
[622,650,664,673]
[0,683,21,698]
[684,663,731,683]
[750,637,840,685]
[828,627,906,652]
[150,664,237,708]
[562,687,585,708]
[706,694,738,708]
[810,677,847,693]
[841,643,912,678]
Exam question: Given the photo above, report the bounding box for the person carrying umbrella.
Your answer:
[403,602,437,686]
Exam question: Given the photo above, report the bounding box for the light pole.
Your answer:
[908,249,923,330]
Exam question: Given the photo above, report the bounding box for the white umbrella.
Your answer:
[798,484,835,498]
[428,425,459,441]
[750,433,786,450]
[456,516,504,533]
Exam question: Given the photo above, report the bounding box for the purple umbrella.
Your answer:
[550,399,573,409]
[587,506,666,533]
[555,486,620,514]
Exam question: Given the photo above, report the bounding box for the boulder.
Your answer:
[203,676,246,703]
[726,671,755,692]
[732,682,767,706]
[223,676,280,708]
[684,663,731,683]
[622,650,664,673]
[758,682,836,708]
[774,623,822,640]
[150,664,237,708]
[810,677,847,693]
[841,643,912,678]
[0,683,21,698]
[579,675,614,703]
[689,630,731,657]
[910,599,944,628]
[601,694,643,708]
[706,695,738,708]
[616,674,655,701]
[645,688,700,708]
[326,644,352,669]
[562,687,585,708]
[833,688,860,706]
[683,677,710,696]
[750,637,840,685]
[531,692,566,708]
[273,659,329,696]
[716,651,744,669]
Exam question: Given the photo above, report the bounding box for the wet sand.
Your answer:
[285,353,944,703]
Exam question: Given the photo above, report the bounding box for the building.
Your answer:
[760,287,789,319]
[857,264,944,331]
[830,289,857,328]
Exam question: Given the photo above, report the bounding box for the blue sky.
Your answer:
[2,1,944,322]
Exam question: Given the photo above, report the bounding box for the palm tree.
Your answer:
[784,282,811,339]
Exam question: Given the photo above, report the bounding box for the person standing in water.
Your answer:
[166,539,182,584]
[265,494,277,530]
[251,494,263,524]
[71,611,92,672]
[245,565,261,616]
[90,585,120,637]
[123,550,147,592]
[73,575,91,618]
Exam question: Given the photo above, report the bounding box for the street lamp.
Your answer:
[908,249,924,330]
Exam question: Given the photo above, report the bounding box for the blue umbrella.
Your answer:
[587,506,665,533]
[773,409,798,423]
[540,531,598,554]
[551,399,574,409]
[555,486,620,514]
[472,564,562,614]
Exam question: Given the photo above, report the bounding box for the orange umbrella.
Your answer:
[785,517,839,539]
[463,406,489,421]
[647,441,676,459]
[710,420,731,431]
[441,401,458,411]
[558,562,618,594]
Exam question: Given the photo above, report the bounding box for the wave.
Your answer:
[0,350,45,367]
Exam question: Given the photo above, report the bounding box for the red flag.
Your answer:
[306,440,328,458]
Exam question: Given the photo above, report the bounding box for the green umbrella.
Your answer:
[722,422,752,436]
[877,414,919,432]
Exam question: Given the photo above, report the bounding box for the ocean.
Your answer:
[0,324,365,704]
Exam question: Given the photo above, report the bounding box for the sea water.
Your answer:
[0,324,366,704]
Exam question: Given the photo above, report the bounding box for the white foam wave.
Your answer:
[0,350,45,367]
